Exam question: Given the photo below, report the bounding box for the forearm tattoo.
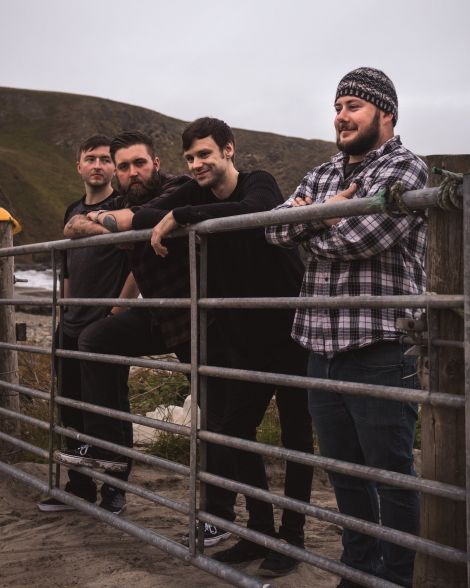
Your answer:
[102,214,119,233]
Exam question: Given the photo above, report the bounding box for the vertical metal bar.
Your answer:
[463,173,470,585]
[47,249,59,490]
[188,230,199,557]
[55,249,66,488]
[197,234,208,554]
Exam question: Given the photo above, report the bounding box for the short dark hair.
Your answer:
[76,134,111,161]
[110,131,156,162]
[182,117,235,155]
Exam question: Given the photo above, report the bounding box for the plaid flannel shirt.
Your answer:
[265,136,428,354]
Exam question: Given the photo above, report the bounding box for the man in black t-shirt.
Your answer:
[37,135,138,515]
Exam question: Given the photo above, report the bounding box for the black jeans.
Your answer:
[208,334,314,545]
[77,308,230,506]
[56,328,129,500]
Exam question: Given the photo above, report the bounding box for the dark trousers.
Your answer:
[207,334,314,545]
[78,308,313,542]
[56,329,130,499]
[78,309,190,447]
[77,308,230,502]
[307,341,419,587]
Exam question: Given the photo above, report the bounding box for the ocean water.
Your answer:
[15,269,55,291]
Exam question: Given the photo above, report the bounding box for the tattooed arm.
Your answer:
[64,214,110,239]
[86,209,134,232]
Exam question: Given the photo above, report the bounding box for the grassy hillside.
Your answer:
[0,87,337,251]
[0,87,468,255]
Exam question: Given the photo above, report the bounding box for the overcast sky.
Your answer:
[1,0,468,155]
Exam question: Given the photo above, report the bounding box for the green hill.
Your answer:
[0,87,468,254]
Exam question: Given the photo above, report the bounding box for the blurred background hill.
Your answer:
[0,87,468,255]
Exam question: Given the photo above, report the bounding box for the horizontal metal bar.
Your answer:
[0,429,49,459]
[57,297,191,308]
[55,395,190,437]
[0,462,269,588]
[0,429,189,515]
[54,425,190,477]
[0,297,53,306]
[199,430,465,502]
[0,341,51,355]
[0,294,463,310]
[1,374,462,502]
[191,186,460,236]
[0,406,189,477]
[401,336,464,349]
[55,348,192,375]
[199,512,399,588]
[0,377,190,437]
[0,378,51,400]
[0,186,461,259]
[199,473,466,566]
[199,294,464,310]
[0,405,50,429]
[198,365,465,409]
[0,229,153,257]
[71,464,190,516]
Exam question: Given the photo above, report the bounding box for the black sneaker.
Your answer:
[100,486,126,515]
[54,444,127,473]
[37,482,97,512]
[182,523,231,547]
[258,546,299,577]
[213,539,269,563]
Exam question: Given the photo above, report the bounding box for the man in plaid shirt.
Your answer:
[266,67,427,587]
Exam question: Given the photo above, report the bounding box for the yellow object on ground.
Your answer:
[0,207,22,235]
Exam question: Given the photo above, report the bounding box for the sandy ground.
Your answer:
[1,308,345,587]
[0,461,344,588]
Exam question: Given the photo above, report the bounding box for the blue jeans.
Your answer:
[307,341,419,587]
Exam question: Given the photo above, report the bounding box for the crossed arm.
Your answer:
[64,209,135,239]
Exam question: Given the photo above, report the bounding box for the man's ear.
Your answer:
[153,156,161,171]
[224,142,235,159]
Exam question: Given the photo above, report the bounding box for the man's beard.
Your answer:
[336,110,381,156]
[119,169,162,205]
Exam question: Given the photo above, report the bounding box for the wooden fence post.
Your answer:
[413,171,466,586]
[0,220,20,462]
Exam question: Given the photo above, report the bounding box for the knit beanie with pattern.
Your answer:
[335,67,398,126]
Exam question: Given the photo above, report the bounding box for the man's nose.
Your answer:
[335,108,349,124]
[92,157,103,169]
[191,157,203,169]
[129,164,139,176]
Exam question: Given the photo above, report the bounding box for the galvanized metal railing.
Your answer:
[0,181,468,587]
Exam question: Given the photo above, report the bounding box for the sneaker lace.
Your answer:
[78,444,91,456]
[204,523,217,536]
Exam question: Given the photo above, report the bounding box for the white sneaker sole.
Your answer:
[54,450,127,472]
[181,530,231,547]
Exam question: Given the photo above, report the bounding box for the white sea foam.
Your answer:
[15,269,55,291]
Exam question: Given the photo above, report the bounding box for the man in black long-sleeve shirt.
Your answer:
[145,118,314,577]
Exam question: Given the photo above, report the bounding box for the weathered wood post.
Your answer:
[414,164,467,587]
[0,219,20,462]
